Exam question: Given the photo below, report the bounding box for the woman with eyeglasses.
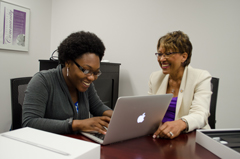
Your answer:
[22,31,113,134]
[149,31,212,139]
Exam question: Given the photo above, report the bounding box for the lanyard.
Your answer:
[74,101,78,113]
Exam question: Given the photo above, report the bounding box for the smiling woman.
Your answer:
[22,31,113,134]
[149,31,212,139]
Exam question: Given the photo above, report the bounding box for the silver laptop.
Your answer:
[81,94,173,145]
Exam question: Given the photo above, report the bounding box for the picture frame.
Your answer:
[0,1,30,51]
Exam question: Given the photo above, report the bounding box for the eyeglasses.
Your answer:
[72,60,102,77]
[155,52,181,58]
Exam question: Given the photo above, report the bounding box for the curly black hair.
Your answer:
[58,31,105,66]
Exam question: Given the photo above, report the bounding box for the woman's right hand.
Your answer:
[72,116,111,134]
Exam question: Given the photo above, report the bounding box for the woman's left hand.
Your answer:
[153,119,187,139]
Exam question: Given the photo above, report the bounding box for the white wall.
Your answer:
[51,0,240,129]
[0,0,239,133]
[0,0,52,133]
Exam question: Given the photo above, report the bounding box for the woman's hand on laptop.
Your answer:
[72,116,111,134]
[152,120,187,139]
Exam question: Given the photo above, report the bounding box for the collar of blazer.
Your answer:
[156,66,190,117]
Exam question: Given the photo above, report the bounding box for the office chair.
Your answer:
[10,77,32,130]
[208,77,219,129]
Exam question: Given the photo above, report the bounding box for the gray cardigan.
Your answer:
[22,65,111,134]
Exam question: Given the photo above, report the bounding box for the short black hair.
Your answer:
[58,31,105,66]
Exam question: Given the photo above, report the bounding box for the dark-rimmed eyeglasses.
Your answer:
[155,52,181,58]
[72,60,102,77]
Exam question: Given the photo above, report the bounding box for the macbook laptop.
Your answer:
[81,94,173,145]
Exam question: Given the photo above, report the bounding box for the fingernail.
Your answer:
[153,135,156,138]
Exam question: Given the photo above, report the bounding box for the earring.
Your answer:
[67,67,69,76]
[182,61,185,66]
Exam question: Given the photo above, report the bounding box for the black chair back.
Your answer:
[208,77,219,129]
[10,77,32,130]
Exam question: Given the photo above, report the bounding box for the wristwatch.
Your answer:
[181,118,189,133]
[68,117,73,132]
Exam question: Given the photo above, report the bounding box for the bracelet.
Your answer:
[181,118,189,133]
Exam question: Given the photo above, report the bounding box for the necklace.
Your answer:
[171,89,175,93]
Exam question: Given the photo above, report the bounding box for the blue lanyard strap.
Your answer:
[74,101,78,113]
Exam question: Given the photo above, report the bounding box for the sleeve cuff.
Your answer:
[68,117,73,133]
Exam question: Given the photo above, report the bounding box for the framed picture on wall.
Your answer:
[0,1,30,51]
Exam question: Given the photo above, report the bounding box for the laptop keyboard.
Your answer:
[90,133,105,140]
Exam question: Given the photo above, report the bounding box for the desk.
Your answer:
[65,131,220,159]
